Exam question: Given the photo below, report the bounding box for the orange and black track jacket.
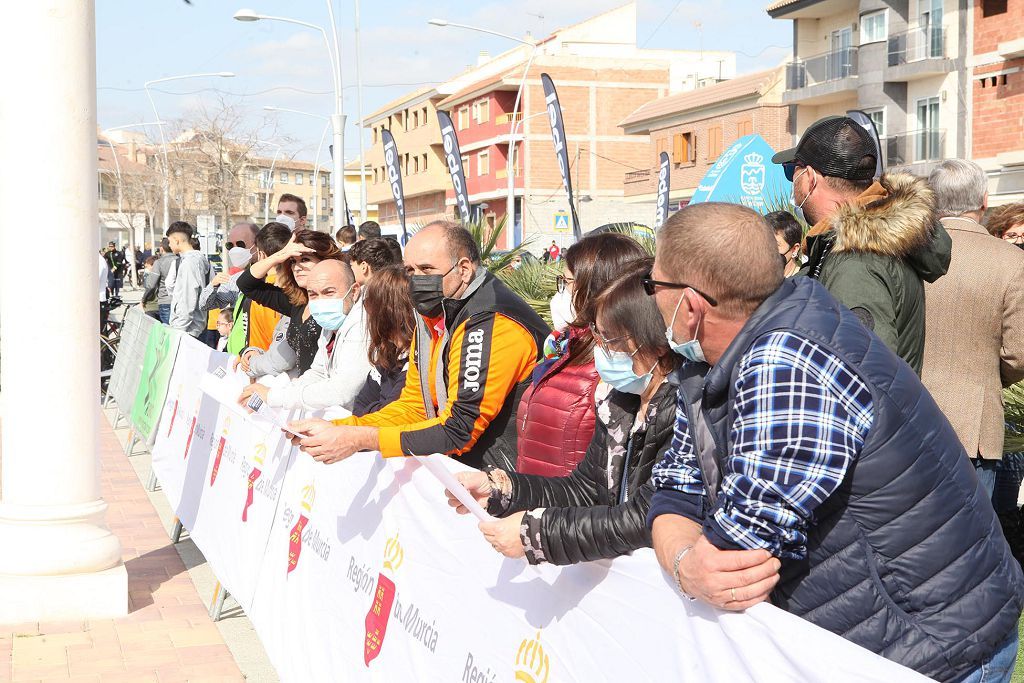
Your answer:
[337,269,550,469]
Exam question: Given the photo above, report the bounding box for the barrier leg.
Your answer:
[147,469,158,492]
[102,392,114,410]
[123,429,136,456]
[112,411,126,429]
[209,581,230,621]
[170,518,183,544]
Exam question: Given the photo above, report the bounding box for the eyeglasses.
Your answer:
[226,240,247,249]
[555,275,576,293]
[782,162,802,182]
[641,273,718,307]
[1004,231,1024,243]
[588,322,637,353]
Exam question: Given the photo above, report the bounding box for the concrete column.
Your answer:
[0,0,126,621]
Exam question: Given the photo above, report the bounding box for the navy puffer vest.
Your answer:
[689,277,1023,682]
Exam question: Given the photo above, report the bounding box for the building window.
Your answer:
[478,151,490,176]
[322,174,329,186]
[866,108,886,137]
[249,193,257,206]
[983,0,1008,16]
[295,172,304,185]
[372,127,378,144]
[707,126,723,160]
[413,110,419,128]
[473,99,490,124]
[672,132,695,164]
[413,156,420,174]
[737,119,753,138]
[461,155,469,173]
[915,96,941,161]
[860,10,887,44]
[194,191,203,203]
[373,168,378,184]
[280,171,289,183]
[457,106,470,130]
[422,154,428,172]
[322,198,328,210]
[422,107,428,125]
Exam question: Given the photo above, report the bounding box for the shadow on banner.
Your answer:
[689,134,792,214]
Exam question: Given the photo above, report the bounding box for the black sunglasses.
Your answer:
[641,274,718,307]
[226,240,248,249]
[782,162,801,182]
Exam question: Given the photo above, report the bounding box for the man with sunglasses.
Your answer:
[288,221,550,470]
[644,201,1023,682]
[773,115,950,375]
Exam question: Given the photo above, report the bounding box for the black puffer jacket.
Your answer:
[490,375,678,565]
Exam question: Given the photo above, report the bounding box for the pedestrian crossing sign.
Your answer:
[553,211,570,232]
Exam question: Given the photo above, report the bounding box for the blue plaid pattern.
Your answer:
[651,331,874,559]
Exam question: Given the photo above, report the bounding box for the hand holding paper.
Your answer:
[417,455,494,522]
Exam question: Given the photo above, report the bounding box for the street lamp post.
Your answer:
[143,72,234,236]
[255,141,283,224]
[354,0,367,223]
[235,8,347,233]
[103,121,166,255]
[263,106,331,232]
[429,20,537,245]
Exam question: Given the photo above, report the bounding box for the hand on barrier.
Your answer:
[678,536,781,612]
[233,349,259,373]
[479,511,527,559]
[286,420,377,464]
[238,383,270,411]
[285,417,332,446]
[446,471,491,515]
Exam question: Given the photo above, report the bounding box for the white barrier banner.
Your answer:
[149,337,928,682]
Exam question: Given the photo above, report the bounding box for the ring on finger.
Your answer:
[730,587,737,602]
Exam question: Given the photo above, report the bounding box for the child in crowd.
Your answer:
[215,309,233,352]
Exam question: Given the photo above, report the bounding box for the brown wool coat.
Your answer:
[921,216,1024,459]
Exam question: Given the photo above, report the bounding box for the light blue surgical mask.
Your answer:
[790,168,815,225]
[308,284,355,331]
[665,290,706,363]
[594,345,655,395]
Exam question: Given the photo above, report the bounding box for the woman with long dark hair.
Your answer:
[451,258,682,565]
[516,232,648,476]
[352,265,417,416]
[237,228,342,375]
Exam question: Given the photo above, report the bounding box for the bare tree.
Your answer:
[165,96,287,246]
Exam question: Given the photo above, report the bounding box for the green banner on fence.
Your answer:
[130,324,180,442]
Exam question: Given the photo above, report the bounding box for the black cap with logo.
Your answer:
[771,115,877,181]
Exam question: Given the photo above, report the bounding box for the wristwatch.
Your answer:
[672,544,697,601]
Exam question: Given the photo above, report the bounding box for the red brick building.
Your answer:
[619,68,790,208]
[972,0,1024,203]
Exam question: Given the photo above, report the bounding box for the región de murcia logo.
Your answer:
[209,416,231,487]
[241,443,266,522]
[286,484,315,575]
[514,630,551,683]
[364,534,403,666]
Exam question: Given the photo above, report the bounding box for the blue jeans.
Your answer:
[957,628,1018,683]
[974,458,999,500]
[158,304,170,325]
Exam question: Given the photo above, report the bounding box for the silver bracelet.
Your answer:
[671,545,697,601]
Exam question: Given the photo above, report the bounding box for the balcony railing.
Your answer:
[624,168,652,185]
[882,128,946,167]
[888,26,946,66]
[495,112,524,126]
[786,47,859,90]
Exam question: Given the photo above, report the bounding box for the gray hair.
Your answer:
[928,159,988,217]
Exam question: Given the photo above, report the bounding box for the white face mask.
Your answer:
[550,287,576,331]
[790,168,816,225]
[228,246,253,268]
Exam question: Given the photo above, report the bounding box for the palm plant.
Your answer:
[497,259,562,327]
[1005,383,1024,454]
[462,214,533,273]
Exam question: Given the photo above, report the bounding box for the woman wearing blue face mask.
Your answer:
[449,258,682,565]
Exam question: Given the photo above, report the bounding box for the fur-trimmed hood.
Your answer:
[822,173,950,282]
[831,173,936,257]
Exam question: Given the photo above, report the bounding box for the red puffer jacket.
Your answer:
[515,337,600,477]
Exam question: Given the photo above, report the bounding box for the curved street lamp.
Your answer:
[235,8,347,233]
[143,72,235,234]
[429,20,537,245]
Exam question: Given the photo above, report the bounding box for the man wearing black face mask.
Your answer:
[289,220,550,469]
